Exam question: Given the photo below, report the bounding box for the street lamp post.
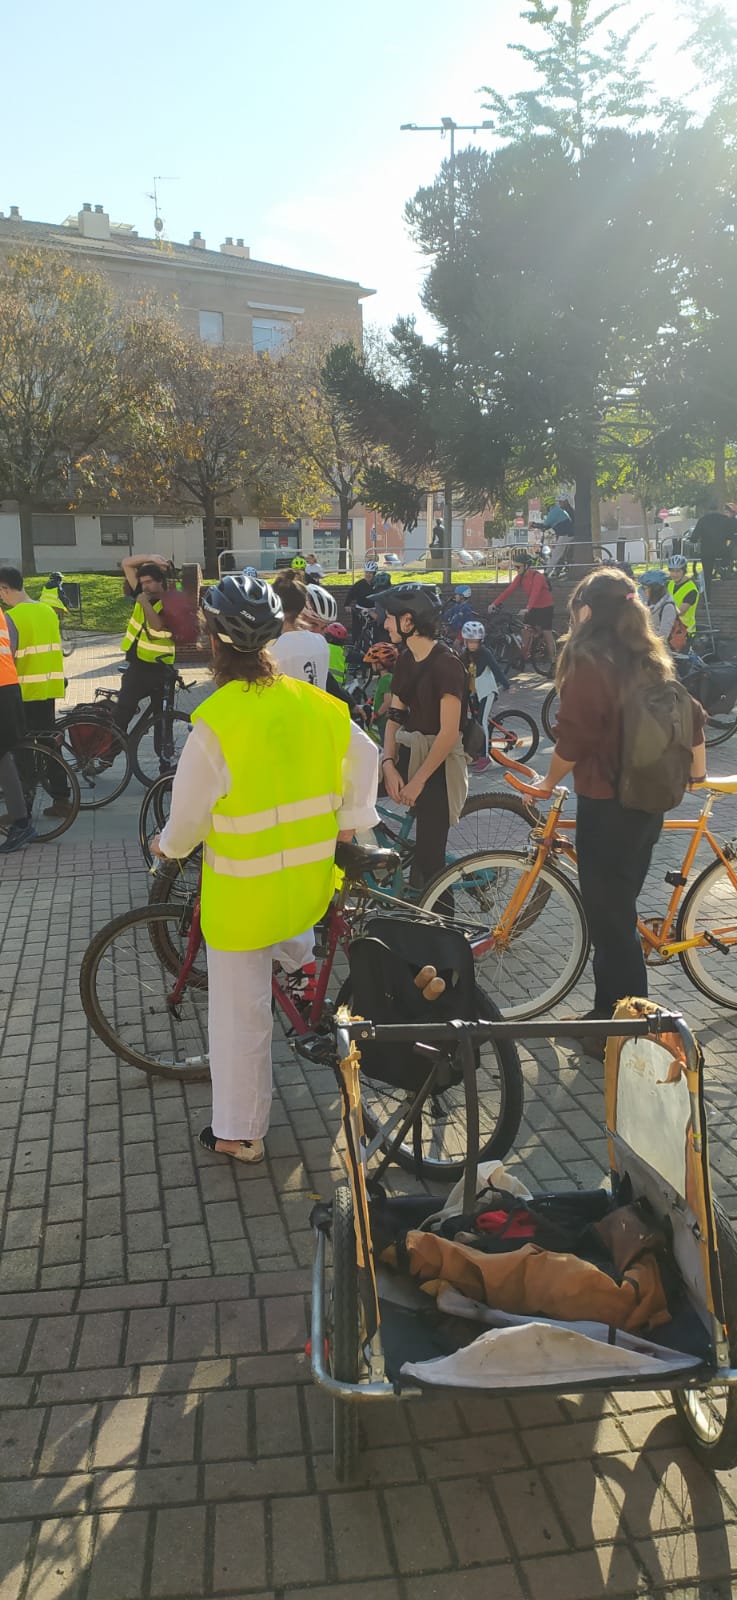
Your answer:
[401,117,493,586]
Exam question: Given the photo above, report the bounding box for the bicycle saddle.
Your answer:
[335,840,400,880]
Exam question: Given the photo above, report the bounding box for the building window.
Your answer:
[252,317,294,356]
[100,515,133,547]
[199,309,224,344]
[32,513,76,547]
[214,517,232,555]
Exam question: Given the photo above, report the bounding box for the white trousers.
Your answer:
[206,930,314,1141]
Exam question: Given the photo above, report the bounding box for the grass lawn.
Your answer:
[26,573,133,635]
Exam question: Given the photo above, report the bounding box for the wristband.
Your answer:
[690,774,707,784]
[381,757,396,769]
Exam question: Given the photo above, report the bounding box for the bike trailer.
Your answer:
[311,1000,737,1480]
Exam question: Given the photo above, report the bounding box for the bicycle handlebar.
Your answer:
[489,743,555,800]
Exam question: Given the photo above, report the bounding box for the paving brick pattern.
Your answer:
[1,638,737,1596]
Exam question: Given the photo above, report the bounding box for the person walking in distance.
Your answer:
[115,554,175,773]
[0,566,69,818]
[0,603,35,854]
[151,574,378,1162]
[529,569,705,1053]
[381,584,468,890]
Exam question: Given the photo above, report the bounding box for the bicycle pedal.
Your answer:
[294,1033,336,1066]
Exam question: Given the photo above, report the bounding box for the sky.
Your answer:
[1,0,730,334]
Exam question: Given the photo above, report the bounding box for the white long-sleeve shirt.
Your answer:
[159,713,379,861]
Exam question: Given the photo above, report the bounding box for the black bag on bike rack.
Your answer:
[346,916,493,1093]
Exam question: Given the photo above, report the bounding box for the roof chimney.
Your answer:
[78,203,110,240]
[9,206,21,219]
[220,237,251,258]
[190,231,207,249]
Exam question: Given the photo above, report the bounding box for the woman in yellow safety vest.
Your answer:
[151,574,379,1164]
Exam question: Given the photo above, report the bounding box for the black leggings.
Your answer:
[396,749,450,890]
[576,796,663,1016]
[114,658,170,755]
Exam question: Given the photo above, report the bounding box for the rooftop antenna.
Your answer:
[145,175,178,236]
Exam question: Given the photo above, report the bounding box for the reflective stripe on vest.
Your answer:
[191,675,351,952]
[8,601,65,701]
[120,600,175,665]
[669,579,699,634]
[0,609,19,688]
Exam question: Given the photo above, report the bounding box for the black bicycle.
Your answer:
[60,666,195,796]
[1,736,81,845]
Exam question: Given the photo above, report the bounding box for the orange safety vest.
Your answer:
[0,608,19,688]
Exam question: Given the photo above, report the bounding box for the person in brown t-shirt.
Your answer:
[380,584,467,887]
[530,569,706,1045]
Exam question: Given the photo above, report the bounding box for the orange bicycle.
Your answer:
[421,752,737,1019]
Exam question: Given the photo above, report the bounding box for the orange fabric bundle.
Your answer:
[404,1231,670,1333]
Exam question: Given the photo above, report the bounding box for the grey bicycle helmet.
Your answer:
[667,554,688,571]
[382,583,442,624]
[201,574,283,651]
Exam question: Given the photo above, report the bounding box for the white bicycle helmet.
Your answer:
[667,553,688,571]
[364,559,379,573]
[461,620,486,641]
[242,565,258,578]
[304,583,337,623]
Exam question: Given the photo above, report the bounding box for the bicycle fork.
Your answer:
[167,901,204,1017]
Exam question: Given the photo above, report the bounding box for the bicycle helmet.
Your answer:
[461,620,486,641]
[364,559,379,573]
[641,569,670,590]
[382,583,442,624]
[325,621,348,644]
[511,549,533,567]
[458,585,472,598]
[363,642,398,669]
[372,571,392,593]
[201,574,283,652]
[303,584,338,624]
[48,571,64,585]
[242,565,258,578]
[291,555,306,571]
[667,554,688,571]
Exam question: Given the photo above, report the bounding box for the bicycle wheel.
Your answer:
[79,904,210,1079]
[672,1202,737,1470]
[705,713,737,749]
[488,709,539,764]
[419,850,589,1019]
[56,715,131,809]
[531,633,556,678]
[676,859,737,1009]
[541,687,559,741]
[138,775,174,866]
[334,977,523,1180]
[149,853,206,925]
[329,1183,360,1482]
[130,710,192,787]
[446,791,540,859]
[7,739,81,842]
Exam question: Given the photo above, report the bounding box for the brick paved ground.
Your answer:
[1,637,737,1597]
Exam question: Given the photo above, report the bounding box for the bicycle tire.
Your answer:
[676,858,737,1010]
[329,1183,360,1481]
[705,713,737,749]
[541,687,559,741]
[56,714,132,810]
[8,739,81,843]
[79,903,210,1079]
[672,1201,737,1470]
[418,849,589,1019]
[138,775,174,866]
[530,633,556,678]
[148,861,207,974]
[488,709,539,763]
[130,710,192,788]
[446,791,541,859]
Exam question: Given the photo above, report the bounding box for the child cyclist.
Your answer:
[460,620,505,770]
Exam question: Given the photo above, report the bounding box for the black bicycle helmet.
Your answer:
[382,583,442,624]
[48,571,64,585]
[372,570,393,593]
[201,574,283,652]
[511,549,533,567]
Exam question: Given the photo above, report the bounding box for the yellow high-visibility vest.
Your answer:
[668,578,699,635]
[120,600,175,665]
[192,675,351,952]
[8,601,65,702]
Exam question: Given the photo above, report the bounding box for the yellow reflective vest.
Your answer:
[668,578,699,635]
[120,599,175,666]
[192,675,351,952]
[8,601,65,702]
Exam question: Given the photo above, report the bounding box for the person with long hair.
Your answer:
[531,569,705,1045]
[151,575,378,1162]
[270,570,328,688]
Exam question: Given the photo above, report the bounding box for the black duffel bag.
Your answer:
[682,660,737,717]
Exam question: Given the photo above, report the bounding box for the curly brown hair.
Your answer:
[556,568,674,697]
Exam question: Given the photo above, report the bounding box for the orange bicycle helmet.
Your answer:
[363,643,398,670]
